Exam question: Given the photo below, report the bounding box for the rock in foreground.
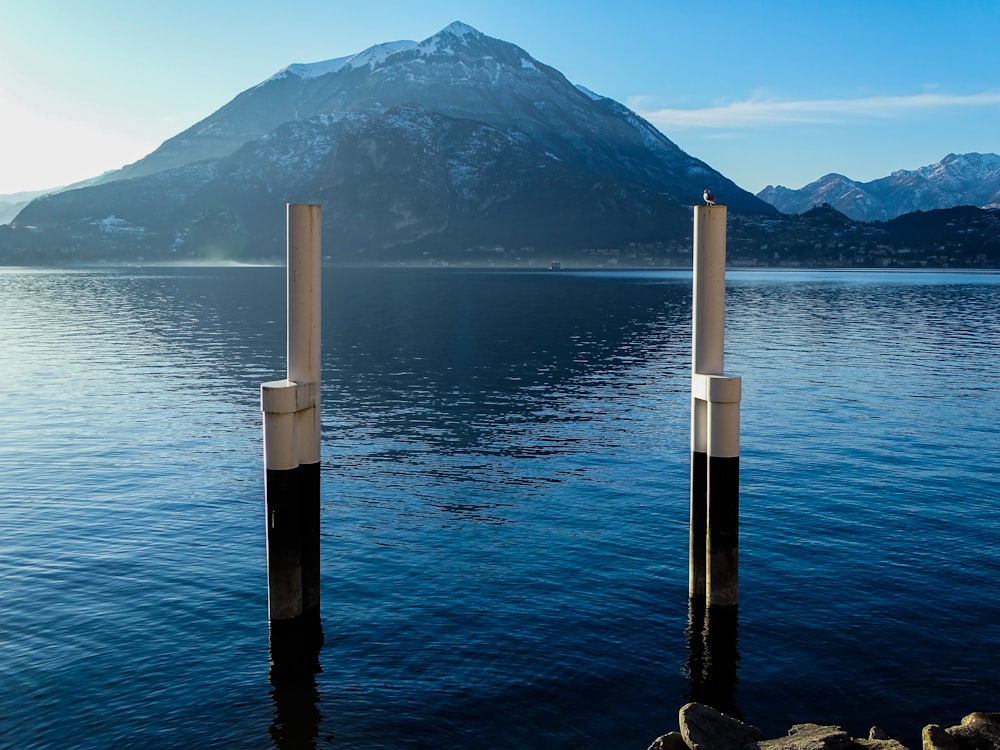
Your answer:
[924,712,1000,750]
[647,704,1000,750]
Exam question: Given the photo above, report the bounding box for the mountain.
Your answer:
[8,21,775,264]
[0,189,48,225]
[0,172,113,225]
[757,153,1000,222]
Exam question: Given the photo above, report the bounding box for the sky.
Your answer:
[1,0,998,196]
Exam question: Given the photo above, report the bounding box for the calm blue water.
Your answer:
[1,267,998,749]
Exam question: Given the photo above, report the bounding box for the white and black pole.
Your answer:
[690,204,741,607]
[261,203,323,671]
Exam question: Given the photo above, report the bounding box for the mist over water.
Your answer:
[1,267,998,749]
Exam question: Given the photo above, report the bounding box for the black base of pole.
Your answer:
[690,450,708,596]
[265,461,322,619]
[707,454,739,606]
[299,462,321,614]
[265,460,323,682]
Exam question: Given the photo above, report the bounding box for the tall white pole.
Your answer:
[287,204,322,619]
[690,204,741,607]
[262,204,323,673]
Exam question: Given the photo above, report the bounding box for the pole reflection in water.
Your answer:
[269,615,328,749]
[685,600,741,720]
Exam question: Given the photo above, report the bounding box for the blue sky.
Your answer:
[1,0,998,195]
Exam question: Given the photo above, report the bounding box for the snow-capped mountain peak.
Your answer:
[439,20,481,38]
[416,20,487,56]
[13,19,778,263]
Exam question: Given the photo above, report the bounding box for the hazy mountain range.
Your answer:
[2,22,997,267]
[0,188,56,226]
[757,152,1000,222]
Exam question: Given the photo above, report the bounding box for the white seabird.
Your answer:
[703,189,717,206]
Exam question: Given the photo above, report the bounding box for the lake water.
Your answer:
[1,266,998,749]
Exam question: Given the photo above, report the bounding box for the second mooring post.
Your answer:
[690,204,742,607]
[261,203,323,668]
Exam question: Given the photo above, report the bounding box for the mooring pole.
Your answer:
[261,204,322,665]
[690,204,741,607]
[286,203,322,620]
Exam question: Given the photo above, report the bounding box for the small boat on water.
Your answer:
[549,261,562,270]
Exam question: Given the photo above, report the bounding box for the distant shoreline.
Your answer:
[2,260,999,274]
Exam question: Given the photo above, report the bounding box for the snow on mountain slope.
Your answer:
[270,40,420,81]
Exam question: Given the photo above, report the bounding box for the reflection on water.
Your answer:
[270,675,325,750]
[269,615,327,749]
[685,602,741,720]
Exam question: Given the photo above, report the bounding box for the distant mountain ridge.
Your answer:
[757,152,1000,221]
[0,189,48,225]
[9,21,774,262]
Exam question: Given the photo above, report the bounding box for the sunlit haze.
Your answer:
[1,0,997,195]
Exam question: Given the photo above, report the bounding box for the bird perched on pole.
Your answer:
[703,189,717,206]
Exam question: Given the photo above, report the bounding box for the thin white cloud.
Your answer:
[631,91,1000,129]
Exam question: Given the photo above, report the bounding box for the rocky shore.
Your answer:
[648,702,1000,750]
